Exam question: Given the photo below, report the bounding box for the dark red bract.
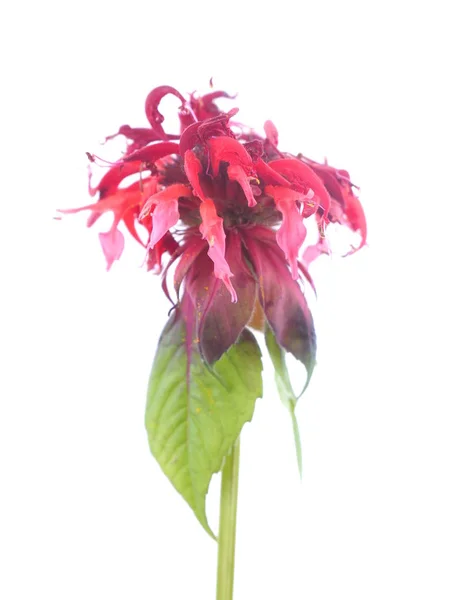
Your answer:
[59,84,366,366]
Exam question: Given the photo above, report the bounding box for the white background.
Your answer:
[1,1,450,598]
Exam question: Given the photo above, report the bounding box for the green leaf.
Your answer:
[265,326,303,477]
[146,310,263,538]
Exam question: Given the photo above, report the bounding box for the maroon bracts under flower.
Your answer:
[59,85,366,375]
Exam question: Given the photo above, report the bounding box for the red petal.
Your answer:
[191,90,236,121]
[227,164,257,207]
[208,136,253,177]
[57,191,127,215]
[343,187,367,253]
[144,85,186,139]
[179,109,238,156]
[122,207,145,247]
[184,149,206,200]
[159,235,205,303]
[105,125,179,149]
[173,236,208,298]
[254,158,291,186]
[123,142,179,164]
[297,260,317,296]
[269,158,331,220]
[90,161,143,197]
[200,90,236,107]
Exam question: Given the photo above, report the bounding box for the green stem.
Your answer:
[290,406,303,479]
[216,438,240,600]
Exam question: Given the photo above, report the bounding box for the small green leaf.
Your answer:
[146,311,263,537]
[265,326,303,477]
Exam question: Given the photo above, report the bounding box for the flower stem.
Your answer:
[290,406,303,478]
[216,438,240,600]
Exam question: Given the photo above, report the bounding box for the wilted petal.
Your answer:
[148,232,179,276]
[243,228,316,381]
[173,236,207,298]
[105,125,179,150]
[186,231,256,363]
[201,90,235,104]
[309,167,346,208]
[297,260,317,296]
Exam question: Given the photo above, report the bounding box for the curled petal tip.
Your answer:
[227,165,257,207]
[222,275,238,303]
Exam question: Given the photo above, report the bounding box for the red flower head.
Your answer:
[59,84,366,381]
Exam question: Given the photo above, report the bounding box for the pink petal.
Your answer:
[139,183,191,221]
[99,228,125,271]
[199,199,236,302]
[265,185,308,279]
[140,184,190,248]
[149,200,179,248]
[302,236,330,268]
[264,120,279,146]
